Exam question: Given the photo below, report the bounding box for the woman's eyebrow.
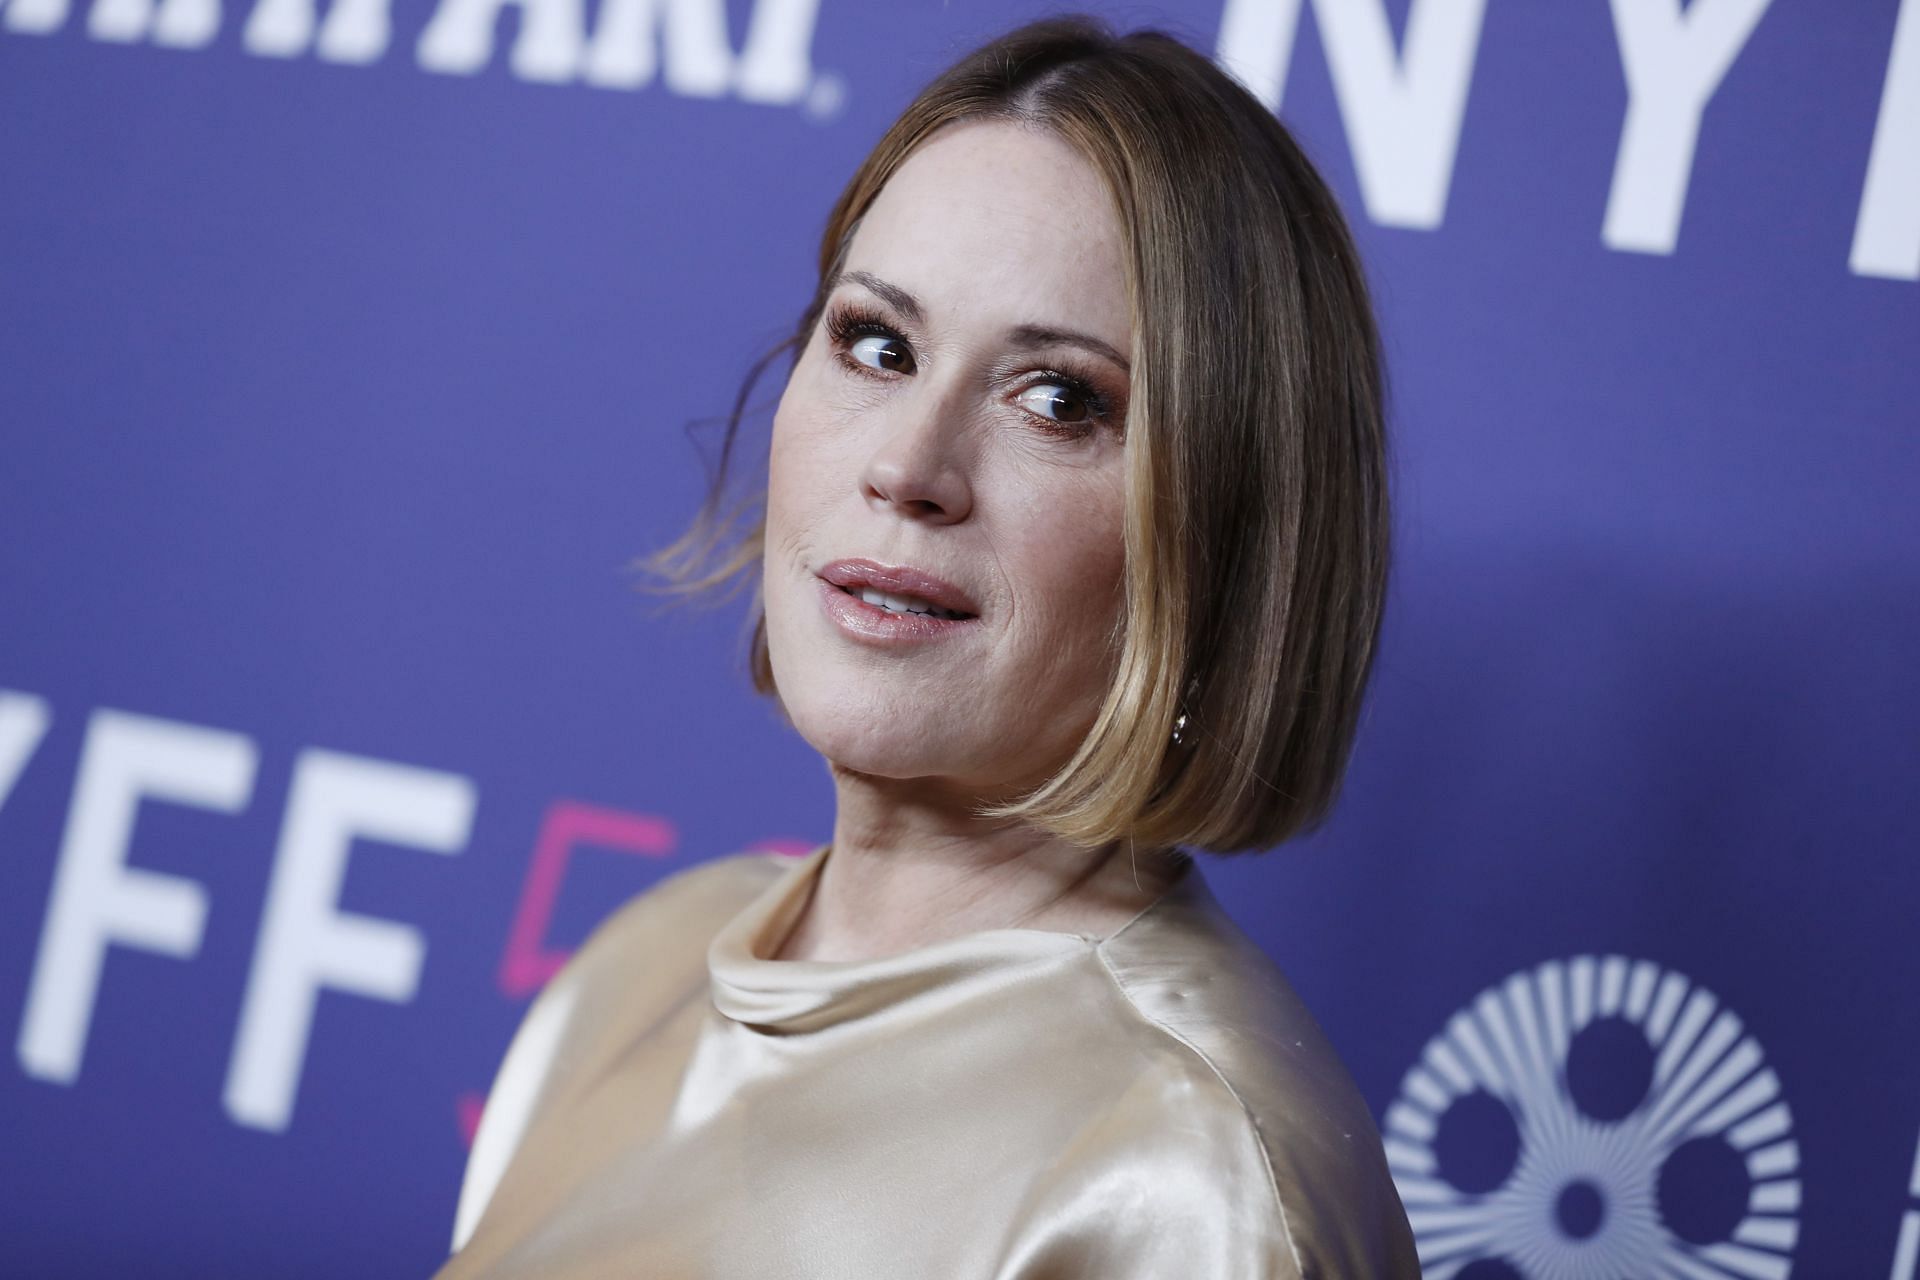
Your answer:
[831,269,1131,375]
[835,270,924,324]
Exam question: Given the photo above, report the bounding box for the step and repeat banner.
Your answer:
[2,0,1916,1274]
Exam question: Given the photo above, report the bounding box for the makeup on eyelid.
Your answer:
[821,301,1125,437]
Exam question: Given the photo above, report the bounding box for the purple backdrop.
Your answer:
[2,0,1917,1275]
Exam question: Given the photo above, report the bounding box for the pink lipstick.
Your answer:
[816,558,980,645]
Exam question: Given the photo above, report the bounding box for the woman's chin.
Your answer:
[782,700,981,784]
[798,721,970,782]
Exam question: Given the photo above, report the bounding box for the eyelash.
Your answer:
[822,302,1120,438]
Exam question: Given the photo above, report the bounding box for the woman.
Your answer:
[437,14,1416,1279]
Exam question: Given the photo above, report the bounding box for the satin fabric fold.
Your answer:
[436,846,1417,1279]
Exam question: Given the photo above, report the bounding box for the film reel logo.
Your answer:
[1386,955,1799,1279]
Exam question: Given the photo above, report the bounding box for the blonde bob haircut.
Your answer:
[651,14,1388,856]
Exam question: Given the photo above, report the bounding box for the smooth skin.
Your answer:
[761,119,1185,964]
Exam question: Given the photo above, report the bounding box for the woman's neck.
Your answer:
[771,765,1186,963]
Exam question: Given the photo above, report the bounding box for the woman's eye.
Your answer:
[1015,381,1092,425]
[849,332,914,374]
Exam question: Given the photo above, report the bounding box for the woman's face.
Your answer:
[762,118,1135,799]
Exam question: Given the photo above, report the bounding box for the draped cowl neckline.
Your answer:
[706,843,1198,1034]
[442,839,1423,1279]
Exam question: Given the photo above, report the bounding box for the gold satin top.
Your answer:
[435,847,1417,1278]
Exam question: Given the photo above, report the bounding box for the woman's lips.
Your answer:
[816,558,981,645]
[818,559,979,617]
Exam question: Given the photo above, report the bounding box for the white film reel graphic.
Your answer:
[1386,955,1800,1280]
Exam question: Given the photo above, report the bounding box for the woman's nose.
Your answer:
[859,393,974,524]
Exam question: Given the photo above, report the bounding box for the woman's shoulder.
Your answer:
[521,847,792,1053]
[573,848,796,970]
[451,850,797,1253]
[509,848,796,1066]
[1087,869,1419,1279]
